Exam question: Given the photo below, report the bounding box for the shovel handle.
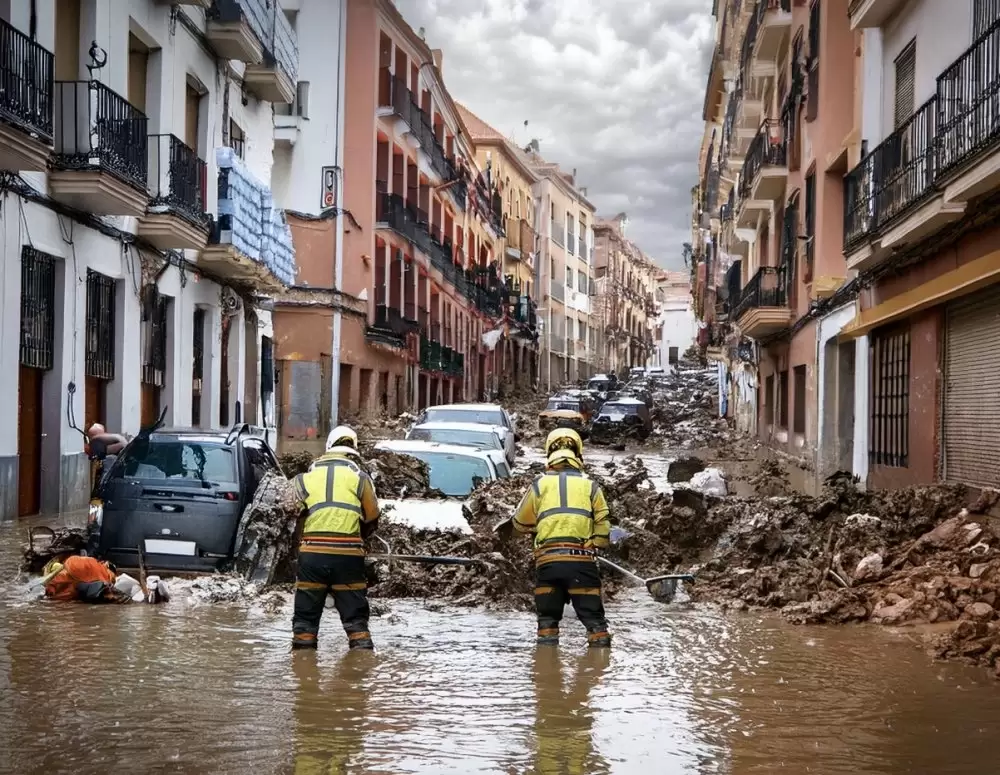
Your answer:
[596,555,647,585]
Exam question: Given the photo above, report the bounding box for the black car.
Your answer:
[87,425,282,573]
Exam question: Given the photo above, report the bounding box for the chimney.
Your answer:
[431,48,443,74]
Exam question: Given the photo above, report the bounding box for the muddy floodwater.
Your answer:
[4,496,1000,773]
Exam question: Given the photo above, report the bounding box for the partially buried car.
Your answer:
[404,421,511,477]
[87,425,281,573]
[589,397,653,442]
[412,403,517,465]
[537,394,594,436]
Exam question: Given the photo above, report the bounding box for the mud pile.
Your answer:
[21,527,89,574]
[230,472,302,585]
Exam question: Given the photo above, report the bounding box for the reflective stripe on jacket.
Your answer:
[293,453,379,555]
[512,465,611,563]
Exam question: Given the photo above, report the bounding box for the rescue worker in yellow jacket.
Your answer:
[291,425,380,651]
[512,429,612,648]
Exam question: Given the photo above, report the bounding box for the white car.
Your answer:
[404,421,511,477]
[413,403,517,464]
[374,440,499,497]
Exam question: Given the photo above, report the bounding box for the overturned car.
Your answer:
[589,397,653,443]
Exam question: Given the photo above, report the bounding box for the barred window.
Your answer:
[192,308,205,427]
[86,270,116,380]
[870,325,910,467]
[20,247,56,371]
[974,0,1000,39]
[141,286,169,388]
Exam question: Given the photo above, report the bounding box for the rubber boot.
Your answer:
[586,629,611,649]
[347,629,374,650]
[537,624,560,646]
[292,633,318,650]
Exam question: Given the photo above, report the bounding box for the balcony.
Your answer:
[734,266,794,337]
[366,305,407,349]
[738,119,787,205]
[201,147,296,289]
[848,0,908,30]
[243,3,297,104]
[753,0,792,66]
[0,19,54,171]
[206,0,265,64]
[139,135,210,250]
[50,81,149,216]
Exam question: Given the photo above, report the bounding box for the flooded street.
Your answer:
[4,493,1000,775]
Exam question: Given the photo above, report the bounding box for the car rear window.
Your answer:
[409,428,501,450]
[600,403,642,417]
[399,451,492,496]
[424,408,505,427]
[118,440,237,485]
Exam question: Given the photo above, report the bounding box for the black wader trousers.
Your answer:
[534,559,611,647]
[292,551,373,650]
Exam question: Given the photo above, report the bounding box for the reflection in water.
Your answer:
[531,648,610,775]
[292,650,375,774]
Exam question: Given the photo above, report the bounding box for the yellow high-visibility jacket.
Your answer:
[512,463,610,561]
[292,453,379,555]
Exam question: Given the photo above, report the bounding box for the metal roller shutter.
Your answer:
[943,286,1000,487]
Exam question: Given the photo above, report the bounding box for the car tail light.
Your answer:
[218,492,238,501]
[88,499,103,528]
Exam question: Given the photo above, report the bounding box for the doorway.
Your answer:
[17,366,43,516]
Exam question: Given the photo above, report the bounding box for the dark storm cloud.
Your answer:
[392,0,714,268]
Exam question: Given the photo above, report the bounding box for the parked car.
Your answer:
[589,398,653,441]
[87,425,282,573]
[405,421,510,477]
[374,440,499,496]
[537,394,596,436]
[587,374,618,396]
[413,403,517,464]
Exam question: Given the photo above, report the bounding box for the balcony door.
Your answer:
[55,0,80,81]
[128,33,149,113]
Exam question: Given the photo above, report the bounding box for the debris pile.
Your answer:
[748,458,792,496]
[230,472,302,585]
[364,448,445,499]
[21,527,89,574]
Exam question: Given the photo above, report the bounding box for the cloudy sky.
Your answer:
[393,0,715,270]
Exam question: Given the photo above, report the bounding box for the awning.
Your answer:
[839,249,1000,339]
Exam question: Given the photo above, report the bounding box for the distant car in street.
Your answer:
[590,397,653,442]
[404,421,511,477]
[374,439,500,496]
[537,394,596,436]
[413,403,517,464]
[87,424,282,573]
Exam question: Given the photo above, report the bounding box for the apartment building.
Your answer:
[593,214,659,373]
[457,104,541,391]
[832,0,1000,490]
[0,0,298,517]
[693,0,855,463]
[528,146,597,387]
[281,0,505,427]
[656,271,697,367]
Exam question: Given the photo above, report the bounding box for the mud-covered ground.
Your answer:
[21,360,1000,678]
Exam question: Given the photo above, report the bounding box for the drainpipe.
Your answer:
[329,0,347,427]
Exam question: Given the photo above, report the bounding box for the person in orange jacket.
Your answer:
[42,556,121,603]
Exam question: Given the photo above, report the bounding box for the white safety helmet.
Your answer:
[326,425,359,453]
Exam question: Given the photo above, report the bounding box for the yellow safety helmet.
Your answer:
[326,425,358,452]
[544,428,584,460]
[546,448,583,469]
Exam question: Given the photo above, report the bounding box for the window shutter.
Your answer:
[974,0,1000,39]
[894,41,916,128]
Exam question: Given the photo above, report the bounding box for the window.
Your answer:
[870,325,910,467]
[242,438,280,493]
[141,286,169,388]
[567,267,574,287]
[894,41,916,128]
[20,247,56,371]
[804,172,815,281]
[117,440,237,486]
[567,214,576,256]
[668,346,679,365]
[295,81,310,118]
[974,0,1000,38]
[394,450,492,496]
[408,427,502,450]
[578,272,587,294]
[192,308,205,427]
[778,370,789,428]
[765,374,775,425]
[229,119,246,159]
[793,365,807,434]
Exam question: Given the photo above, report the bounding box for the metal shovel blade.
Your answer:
[644,574,696,604]
[492,518,514,541]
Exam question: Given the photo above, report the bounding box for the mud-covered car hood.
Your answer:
[539,409,585,421]
[379,498,473,534]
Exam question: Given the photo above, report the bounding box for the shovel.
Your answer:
[368,534,478,567]
[597,556,695,603]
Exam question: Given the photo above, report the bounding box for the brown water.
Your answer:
[4,517,1000,774]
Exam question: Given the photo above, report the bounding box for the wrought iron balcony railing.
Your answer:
[53,80,148,190]
[738,119,787,202]
[733,265,789,319]
[0,18,54,142]
[148,134,208,225]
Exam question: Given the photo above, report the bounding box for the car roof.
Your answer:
[425,403,505,412]
[603,397,646,406]
[411,421,502,433]
[376,440,497,460]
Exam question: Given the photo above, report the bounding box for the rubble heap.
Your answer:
[21,527,89,575]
